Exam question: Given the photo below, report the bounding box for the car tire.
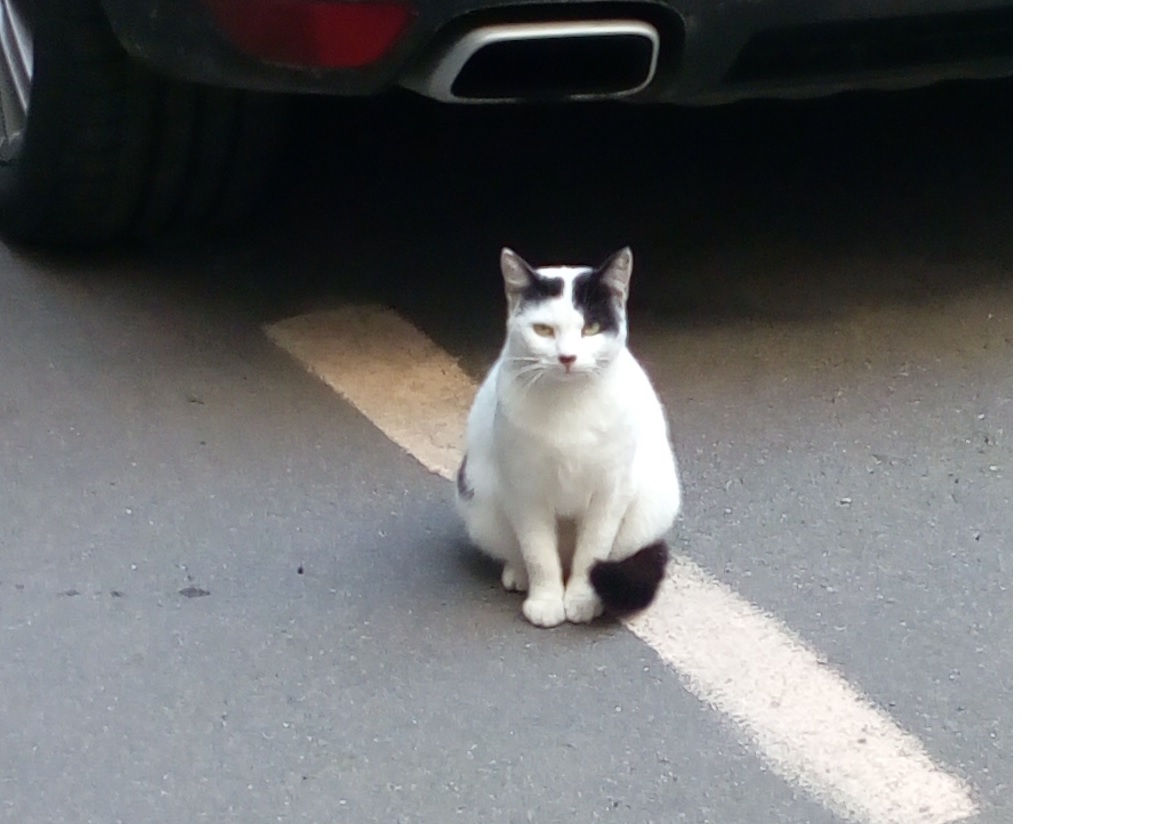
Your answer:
[0,0,285,245]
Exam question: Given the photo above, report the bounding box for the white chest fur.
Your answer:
[493,358,640,518]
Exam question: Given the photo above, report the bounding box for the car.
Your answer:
[0,0,1011,245]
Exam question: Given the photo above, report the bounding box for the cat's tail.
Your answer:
[590,541,670,615]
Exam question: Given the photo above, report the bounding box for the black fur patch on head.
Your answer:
[520,272,564,304]
[589,541,669,615]
[572,268,621,335]
[456,456,474,501]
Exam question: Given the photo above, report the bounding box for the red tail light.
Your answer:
[205,1,413,69]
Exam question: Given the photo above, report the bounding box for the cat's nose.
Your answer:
[558,354,576,369]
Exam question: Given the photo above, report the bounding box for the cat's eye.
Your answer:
[582,321,601,336]
[532,324,556,338]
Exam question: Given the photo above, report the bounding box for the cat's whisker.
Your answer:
[511,363,549,388]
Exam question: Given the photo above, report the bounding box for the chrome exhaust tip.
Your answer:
[402,20,660,103]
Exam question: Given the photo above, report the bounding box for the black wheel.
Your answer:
[0,0,285,245]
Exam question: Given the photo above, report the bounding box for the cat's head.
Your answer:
[499,247,633,382]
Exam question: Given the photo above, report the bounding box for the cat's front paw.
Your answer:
[564,581,604,624]
[522,594,567,628]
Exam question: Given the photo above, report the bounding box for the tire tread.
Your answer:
[0,0,284,244]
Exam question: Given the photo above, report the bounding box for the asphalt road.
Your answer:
[0,80,1011,823]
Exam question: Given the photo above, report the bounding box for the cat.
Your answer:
[456,246,681,627]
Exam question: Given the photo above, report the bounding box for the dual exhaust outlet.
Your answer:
[401,19,661,103]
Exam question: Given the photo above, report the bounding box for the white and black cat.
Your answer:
[456,247,681,627]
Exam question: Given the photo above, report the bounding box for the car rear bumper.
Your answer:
[100,0,1012,101]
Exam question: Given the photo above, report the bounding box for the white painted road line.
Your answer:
[267,306,475,479]
[629,557,976,824]
[266,305,978,824]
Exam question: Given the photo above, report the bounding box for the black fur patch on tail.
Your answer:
[590,541,670,615]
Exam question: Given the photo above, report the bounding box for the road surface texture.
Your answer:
[1,81,1010,824]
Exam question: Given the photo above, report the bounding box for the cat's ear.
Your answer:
[500,248,535,300]
[598,247,633,301]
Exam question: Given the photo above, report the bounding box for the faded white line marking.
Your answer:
[266,305,978,824]
[628,556,976,824]
[266,306,475,479]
